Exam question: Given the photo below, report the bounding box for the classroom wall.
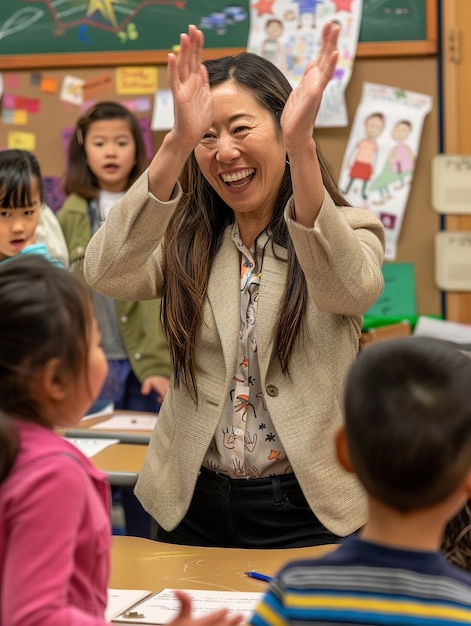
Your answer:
[316,54,441,317]
[0,54,441,316]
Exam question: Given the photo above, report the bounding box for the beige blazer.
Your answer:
[84,171,385,536]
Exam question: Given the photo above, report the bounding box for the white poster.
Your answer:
[339,82,433,260]
[247,0,363,127]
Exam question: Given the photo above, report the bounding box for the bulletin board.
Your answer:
[0,0,437,69]
[0,52,442,316]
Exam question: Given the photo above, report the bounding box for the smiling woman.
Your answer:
[84,24,386,549]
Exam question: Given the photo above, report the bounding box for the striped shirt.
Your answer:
[250,536,471,625]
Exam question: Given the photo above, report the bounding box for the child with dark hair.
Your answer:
[251,336,471,625]
[0,255,243,626]
[58,102,171,537]
[0,149,67,267]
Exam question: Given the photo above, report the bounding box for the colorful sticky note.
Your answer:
[2,93,16,109]
[13,110,28,125]
[133,97,151,112]
[116,66,158,95]
[7,131,36,151]
[366,262,417,318]
[41,76,59,93]
[30,73,42,86]
[4,74,20,89]
[2,110,14,124]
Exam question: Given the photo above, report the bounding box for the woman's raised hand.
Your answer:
[167,25,213,150]
[281,21,339,148]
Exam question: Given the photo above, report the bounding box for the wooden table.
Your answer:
[91,443,148,486]
[110,536,337,593]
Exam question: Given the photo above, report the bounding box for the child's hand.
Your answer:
[169,589,245,626]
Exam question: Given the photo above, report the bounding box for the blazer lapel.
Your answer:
[206,229,242,373]
[255,242,288,374]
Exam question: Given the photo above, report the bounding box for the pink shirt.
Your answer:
[0,420,111,625]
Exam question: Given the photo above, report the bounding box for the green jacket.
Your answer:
[58,193,170,382]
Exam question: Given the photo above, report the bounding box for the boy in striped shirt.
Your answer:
[251,336,471,626]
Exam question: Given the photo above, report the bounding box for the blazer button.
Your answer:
[266,384,278,397]
[134,353,141,360]
[121,316,128,323]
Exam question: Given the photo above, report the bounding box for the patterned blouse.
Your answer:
[202,225,291,479]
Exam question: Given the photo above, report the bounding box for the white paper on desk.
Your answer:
[66,437,120,458]
[106,589,152,621]
[81,402,115,421]
[413,316,471,345]
[91,414,157,431]
[113,588,262,623]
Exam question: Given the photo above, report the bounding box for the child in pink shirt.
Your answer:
[0,255,243,626]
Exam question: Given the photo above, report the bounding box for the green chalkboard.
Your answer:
[359,0,427,43]
[0,1,250,57]
[0,0,435,68]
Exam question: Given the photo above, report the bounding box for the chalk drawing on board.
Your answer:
[0,7,43,41]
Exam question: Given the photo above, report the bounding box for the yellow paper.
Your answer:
[116,66,158,95]
[7,131,36,151]
[13,110,28,125]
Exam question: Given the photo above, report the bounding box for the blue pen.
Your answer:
[245,570,272,583]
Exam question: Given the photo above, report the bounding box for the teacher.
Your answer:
[84,23,385,548]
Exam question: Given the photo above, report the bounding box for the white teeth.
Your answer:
[221,168,255,183]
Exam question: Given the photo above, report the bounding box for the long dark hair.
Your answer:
[161,52,349,398]
[64,101,148,199]
[0,256,92,482]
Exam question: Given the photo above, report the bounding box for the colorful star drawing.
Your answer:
[251,0,275,17]
[30,1,186,34]
[268,449,281,460]
[86,0,120,28]
[331,0,354,12]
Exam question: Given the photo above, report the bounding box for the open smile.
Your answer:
[220,168,255,189]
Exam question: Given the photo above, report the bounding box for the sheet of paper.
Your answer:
[90,414,157,431]
[113,588,262,624]
[366,262,417,317]
[81,402,115,421]
[106,589,152,621]
[65,437,120,458]
[413,316,471,345]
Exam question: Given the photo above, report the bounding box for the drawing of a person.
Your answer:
[343,112,385,200]
[260,18,284,66]
[293,0,324,29]
[369,119,415,204]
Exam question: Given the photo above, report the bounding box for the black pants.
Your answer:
[152,467,342,548]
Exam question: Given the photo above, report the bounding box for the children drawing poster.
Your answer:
[339,82,433,260]
[247,0,363,127]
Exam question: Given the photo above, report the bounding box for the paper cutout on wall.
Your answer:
[339,82,432,260]
[43,175,67,213]
[7,130,35,150]
[247,0,363,127]
[366,262,416,317]
[115,66,158,95]
[60,75,85,105]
